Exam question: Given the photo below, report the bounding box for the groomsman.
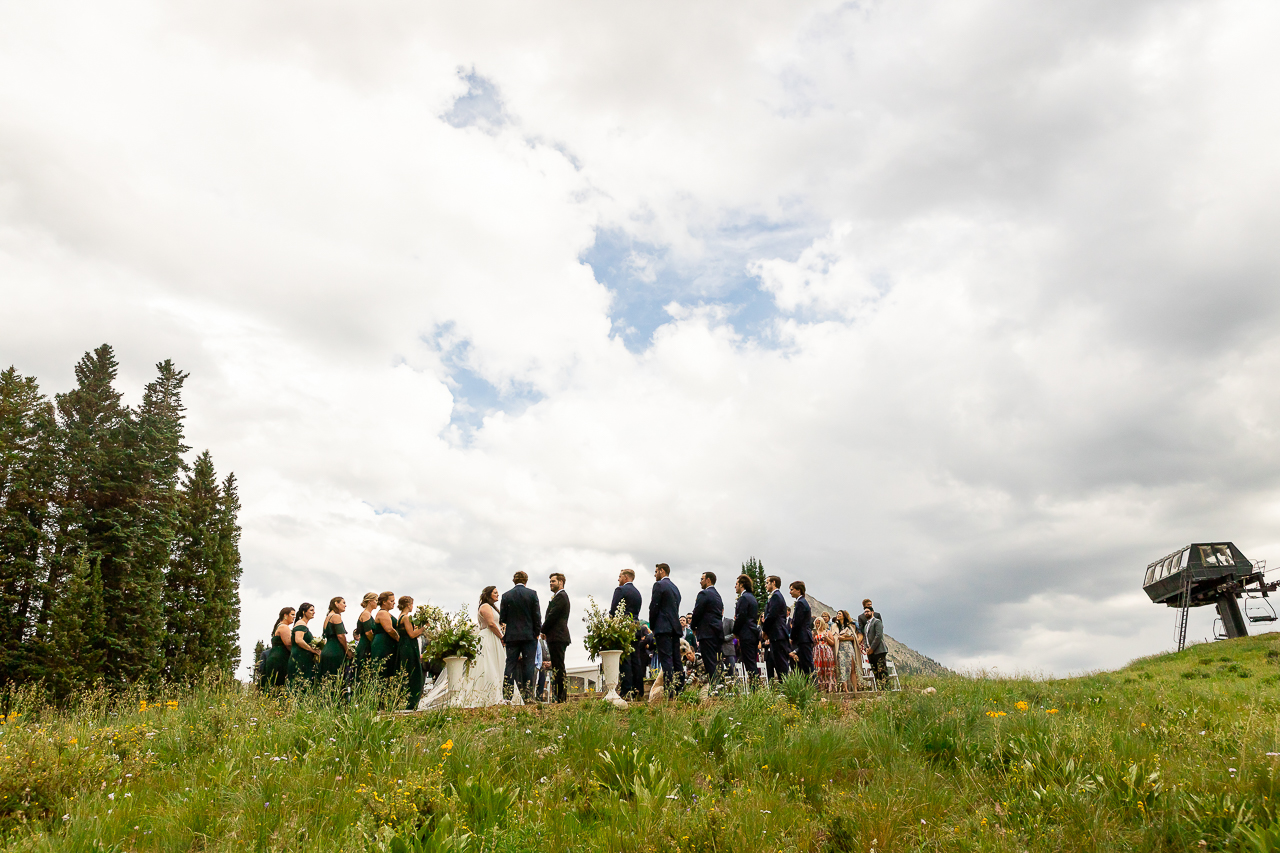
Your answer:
[690,572,724,681]
[499,571,541,701]
[760,575,791,678]
[541,573,571,703]
[611,569,644,699]
[788,581,814,675]
[649,563,682,696]
[733,573,760,680]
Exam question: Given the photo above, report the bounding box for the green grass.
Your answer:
[3,635,1280,852]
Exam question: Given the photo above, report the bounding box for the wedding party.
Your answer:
[255,563,896,710]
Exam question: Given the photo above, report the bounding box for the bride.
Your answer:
[420,585,521,709]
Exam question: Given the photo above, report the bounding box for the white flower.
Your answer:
[108,793,115,801]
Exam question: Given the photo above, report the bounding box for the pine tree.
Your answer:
[48,553,105,701]
[0,367,58,685]
[741,556,767,600]
[211,472,243,674]
[164,451,219,682]
[251,639,265,684]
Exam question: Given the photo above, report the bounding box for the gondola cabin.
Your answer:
[1143,542,1275,643]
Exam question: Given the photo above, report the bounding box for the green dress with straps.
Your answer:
[396,613,425,710]
[353,613,375,679]
[370,611,398,679]
[288,623,318,686]
[260,628,290,689]
[318,617,347,678]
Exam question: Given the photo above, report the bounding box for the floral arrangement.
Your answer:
[419,606,482,663]
[583,597,637,661]
[312,636,327,652]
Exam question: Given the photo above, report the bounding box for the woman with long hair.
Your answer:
[352,592,378,680]
[318,597,353,681]
[370,591,400,680]
[259,607,295,689]
[834,610,858,691]
[288,603,322,687]
[395,595,425,709]
[813,615,838,691]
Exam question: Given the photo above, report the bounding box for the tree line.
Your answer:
[0,344,241,697]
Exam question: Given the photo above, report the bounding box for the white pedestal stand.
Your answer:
[600,649,627,707]
[443,655,467,707]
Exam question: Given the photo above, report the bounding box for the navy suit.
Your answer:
[790,595,814,675]
[691,586,724,680]
[541,589,571,702]
[760,588,791,677]
[611,581,644,698]
[649,576,682,694]
[733,591,760,678]
[499,584,541,700]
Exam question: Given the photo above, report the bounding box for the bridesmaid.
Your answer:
[396,595,425,709]
[259,607,295,689]
[370,591,400,680]
[352,592,378,681]
[288,602,322,688]
[318,597,353,681]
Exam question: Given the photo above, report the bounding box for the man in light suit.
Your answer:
[610,568,644,699]
[862,607,890,686]
[649,562,682,696]
[690,572,725,682]
[760,574,791,678]
[788,581,814,676]
[499,571,541,701]
[733,573,760,681]
[541,572,571,703]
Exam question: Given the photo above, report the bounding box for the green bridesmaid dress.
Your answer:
[353,612,375,679]
[318,617,347,679]
[370,612,398,680]
[288,623,318,687]
[260,628,290,689]
[396,613,424,710]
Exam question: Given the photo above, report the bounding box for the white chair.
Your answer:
[884,660,902,692]
[859,654,878,691]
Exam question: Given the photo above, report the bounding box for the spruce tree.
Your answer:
[251,639,265,684]
[0,368,58,685]
[211,472,243,674]
[48,553,105,701]
[741,556,767,600]
[164,451,219,682]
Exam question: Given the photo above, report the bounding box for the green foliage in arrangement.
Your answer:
[3,635,1280,851]
[0,347,241,694]
[582,596,637,661]
[419,607,482,663]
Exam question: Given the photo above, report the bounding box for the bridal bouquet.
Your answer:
[412,602,446,629]
[583,597,637,661]
[312,636,327,652]
[420,606,482,663]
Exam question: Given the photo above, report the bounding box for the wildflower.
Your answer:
[1015,701,1029,711]
[1047,709,1059,714]
[441,739,453,751]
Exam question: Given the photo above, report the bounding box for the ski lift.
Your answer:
[1144,542,1280,650]
[1212,617,1228,642]
[1246,596,1277,624]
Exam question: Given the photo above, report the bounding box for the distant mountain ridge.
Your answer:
[805,594,952,677]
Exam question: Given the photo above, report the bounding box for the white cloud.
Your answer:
[3,0,1280,677]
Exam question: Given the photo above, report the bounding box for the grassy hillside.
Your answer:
[3,635,1280,852]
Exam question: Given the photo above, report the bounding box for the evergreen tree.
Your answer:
[251,639,265,684]
[0,367,58,685]
[211,472,243,674]
[164,451,219,682]
[741,556,767,600]
[48,553,105,700]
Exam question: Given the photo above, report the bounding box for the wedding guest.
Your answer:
[863,607,890,686]
[636,621,656,683]
[611,569,644,699]
[288,603,321,688]
[733,574,760,681]
[813,615,837,691]
[721,613,736,675]
[318,597,353,681]
[834,610,858,691]
[649,563,683,696]
[680,615,695,649]
[679,637,698,680]
[788,582,815,676]
[260,607,295,689]
[541,573,571,703]
[691,571,725,682]
[352,592,378,681]
[536,637,550,702]
[396,596,425,709]
[857,599,883,633]
[371,591,401,680]
[760,575,791,678]
[499,571,541,701]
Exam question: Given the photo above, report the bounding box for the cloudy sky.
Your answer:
[3,0,1279,678]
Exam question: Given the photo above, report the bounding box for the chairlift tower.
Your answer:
[1142,542,1278,651]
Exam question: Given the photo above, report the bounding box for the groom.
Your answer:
[541,572,571,703]
[499,571,541,701]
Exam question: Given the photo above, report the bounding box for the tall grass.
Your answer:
[2,634,1280,851]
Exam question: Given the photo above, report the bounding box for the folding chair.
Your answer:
[885,660,903,691]
[859,654,878,692]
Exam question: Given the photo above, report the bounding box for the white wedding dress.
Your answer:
[419,603,520,709]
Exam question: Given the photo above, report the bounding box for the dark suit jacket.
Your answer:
[733,591,759,638]
[649,576,681,635]
[760,589,789,642]
[610,582,642,620]
[690,587,724,641]
[790,596,814,648]
[542,589,571,644]
[499,584,541,643]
